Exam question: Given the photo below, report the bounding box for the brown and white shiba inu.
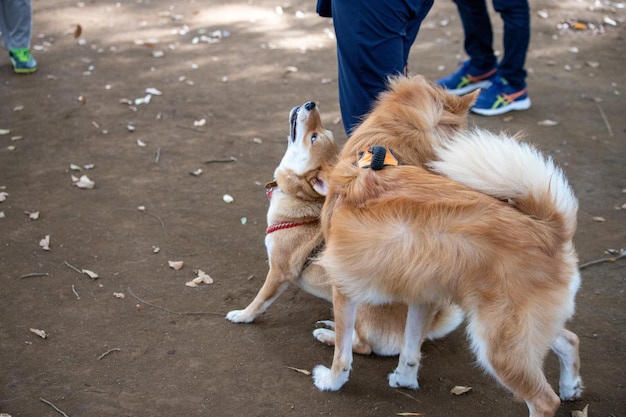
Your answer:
[313,87,583,416]
[226,101,463,355]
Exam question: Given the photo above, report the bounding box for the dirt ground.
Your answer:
[0,0,624,416]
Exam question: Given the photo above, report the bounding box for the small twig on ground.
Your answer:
[127,287,224,317]
[20,272,50,279]
[98,347,121,360]
[40,397,70,417]
[394,389,421,403]
[596,103,614,137]
[144,210,166,229]
[176,124,206,134]
[205,156,237,164]
[155,147,161,163]
[71,285,81,300]
[579,249,626,269]
[63,261,82,274]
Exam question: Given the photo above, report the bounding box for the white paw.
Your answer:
[313,328,336,346]
[226,309,254,323]
[312,365,348,391]
[388,370,419,390]
[316,320,335,329]
[560,376,583,401]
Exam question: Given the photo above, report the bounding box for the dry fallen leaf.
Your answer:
[450,385,472,395]
[30,328,47,339]
[82,269,99,279]
[39,235,50,251]
[169,260,184,270]
[74,175,95,189]
[185,270,214,287]
[74,24,82,38]
[285,366,311,376]
[571,404,589,417]
[537,119,559,127]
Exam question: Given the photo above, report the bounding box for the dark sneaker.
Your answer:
[9,48,37,74]
[437,60,497,95]
[471,77,531,116]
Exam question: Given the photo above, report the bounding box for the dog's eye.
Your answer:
[311,133,318,143]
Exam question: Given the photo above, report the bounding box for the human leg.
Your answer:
[0,0,33,50]
[332,0,433,135]
[437,0,497,94]
[492,0,530,90]
[0,0,36,73]
[454,0,496,71]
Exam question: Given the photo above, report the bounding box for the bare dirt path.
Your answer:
[1,1,624,416]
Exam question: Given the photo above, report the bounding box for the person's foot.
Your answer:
[9,48,37,74]
[471,77,531,116]
[437,60,496,95]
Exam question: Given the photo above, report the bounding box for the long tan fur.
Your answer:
[313,76,582,417]
[227,101,463,356]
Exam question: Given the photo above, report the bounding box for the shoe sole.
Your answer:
[444,80,493,96]
[13,67,37,74]
[471,98,531,116]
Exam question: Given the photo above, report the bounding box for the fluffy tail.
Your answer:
[429,128,579,241]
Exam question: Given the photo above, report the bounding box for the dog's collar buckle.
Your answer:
[357,145,399,170]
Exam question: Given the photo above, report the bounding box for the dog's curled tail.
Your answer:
[429,128,579,241]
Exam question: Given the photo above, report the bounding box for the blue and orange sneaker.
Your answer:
[471,77,531,116]
[9,48,37,74]
[437,60,497,95]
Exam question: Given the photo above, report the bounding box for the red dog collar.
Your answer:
[266,220,318,234]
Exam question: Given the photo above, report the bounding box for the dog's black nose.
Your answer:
[304,101,316,111]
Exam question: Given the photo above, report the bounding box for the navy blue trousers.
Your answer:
[454,0,530,90]
[332,0,434,135]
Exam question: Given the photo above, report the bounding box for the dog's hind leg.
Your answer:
[388,304,435,389]
[551,328,583,401]
[313,321,373,355]
[313,288,358,391]
[467,312,561,417]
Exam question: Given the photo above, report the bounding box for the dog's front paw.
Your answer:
[560,376,583,401]
[312,365,348,391]
[226,309,254,323]
[388,370,419,390]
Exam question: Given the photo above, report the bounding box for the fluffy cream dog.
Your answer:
[313,131,583,417]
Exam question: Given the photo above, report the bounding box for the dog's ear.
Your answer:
[312,174,329,196]
[457,90,479,113]
[444,89,479,115]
